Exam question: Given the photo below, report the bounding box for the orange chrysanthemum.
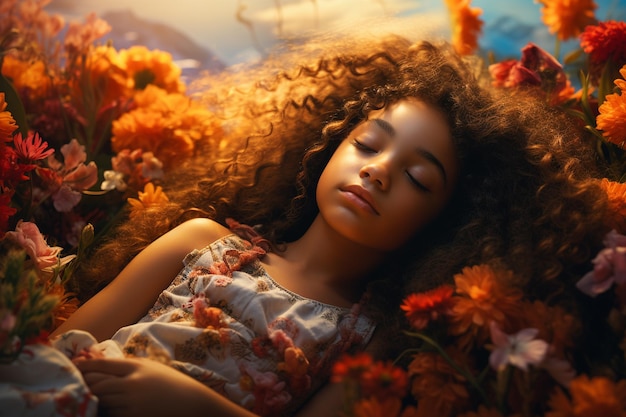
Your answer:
[400,285,454,330]
[127,182,170,218]
[360,360,408,400]
[597,178,626,232]
[111,85,222,169]
[408,351,470,416]
[449,264,524,350]
[0,93,17,141]
[521,300,578,357]
[354,396,403,417]
[120,45,185,94]
[1,56,52,103]
[537,0,597,41]
[596,65,626,149]
[445,0,483,55]
[48,283,80,330]
[546,375,626,417]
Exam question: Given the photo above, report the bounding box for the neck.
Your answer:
[284,215,388,286]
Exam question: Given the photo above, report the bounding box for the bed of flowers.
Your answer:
[0,0,626,416]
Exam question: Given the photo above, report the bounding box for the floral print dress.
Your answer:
[100,222,374,416]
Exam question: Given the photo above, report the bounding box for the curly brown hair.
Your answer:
[73,37,610,355]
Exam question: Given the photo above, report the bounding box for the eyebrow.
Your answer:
[371,118,449,185]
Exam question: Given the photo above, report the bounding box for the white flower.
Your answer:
[488,321,549,372]
[101,170,127,192]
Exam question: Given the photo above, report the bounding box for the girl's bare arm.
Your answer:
[52,218,230,341]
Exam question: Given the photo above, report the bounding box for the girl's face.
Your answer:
[316,99,459,252]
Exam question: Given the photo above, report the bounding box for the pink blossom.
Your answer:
[64,12,111,54]
[488,43,572,104]
[576,230,626,297]
[488,321,549,372]
[5,220,63,269]
[47,139,97,212]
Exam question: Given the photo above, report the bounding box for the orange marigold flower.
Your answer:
[449,264,524,350]
[354,396,403,417]
[120,45,185,94]
[445,0,483,55]
[546,375,626,417]
[75,45,131,108]
[111,85,222,169]
[537,0,597,41]
[596,65,626,149]
[597,177,626,232]
[408,351,470,416]
[360,360,408,400]
[0,93,17,141]
[1,56,52,103]
[127,182,169,218]
[331,352,374,383]
[400,285,454,330]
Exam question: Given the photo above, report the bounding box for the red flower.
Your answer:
[13,132,55,162]
[0,191,17,236]
[331,352,374,383]
[400,285,454,330]
[580,21,626,73]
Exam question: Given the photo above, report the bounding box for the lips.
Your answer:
[340,185,380,215]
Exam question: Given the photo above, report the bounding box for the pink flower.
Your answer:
[13,132,55,162]
[488,43,573,104]
[64,12,111,54]
[488,321,549,372]
[47,139,97,212]
[5,220,63,269]
[576,230,626,297]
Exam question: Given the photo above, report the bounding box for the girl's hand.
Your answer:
[76,357,255,417]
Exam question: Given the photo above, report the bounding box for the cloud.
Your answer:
[252,0,446,38]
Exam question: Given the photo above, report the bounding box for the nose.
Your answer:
[359,160,390,191]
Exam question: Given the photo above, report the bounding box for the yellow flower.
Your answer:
[537,0,597,41]
[111,85,222,169]
[597,178,626,232]
[445,0,483,55]
[1,56,51,102]
[120,46,185,94]
[0,92,17,141]
[596,65,626,149]
[127,182,169,218]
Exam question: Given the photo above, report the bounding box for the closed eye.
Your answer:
[406,172,430,192]
[352,139,377,153]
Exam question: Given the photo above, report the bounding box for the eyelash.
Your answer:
[353,139,430,192]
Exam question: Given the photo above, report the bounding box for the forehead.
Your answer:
[365,100,454,153]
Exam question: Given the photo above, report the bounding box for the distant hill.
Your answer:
[100,9,226,77]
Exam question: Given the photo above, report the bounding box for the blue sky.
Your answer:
[48,0,625,67]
